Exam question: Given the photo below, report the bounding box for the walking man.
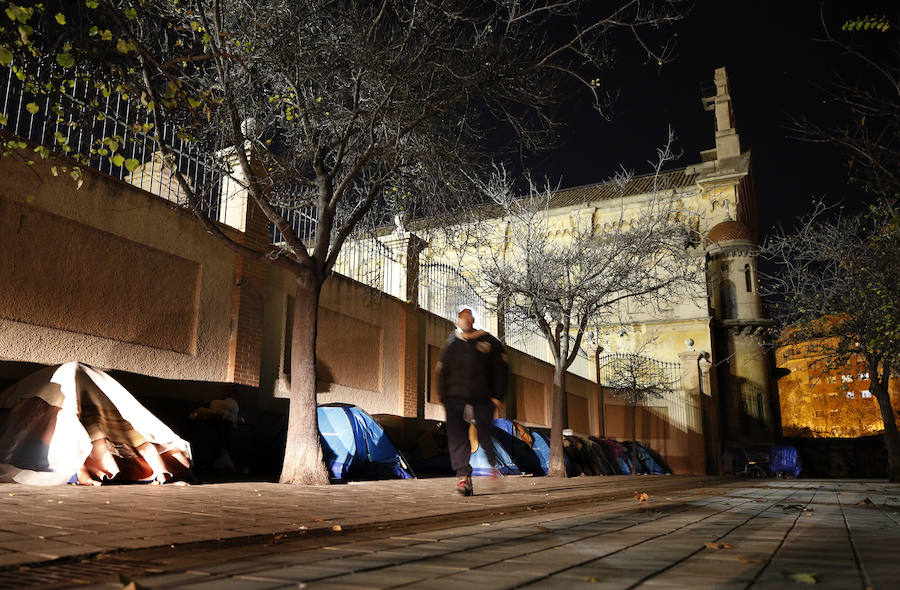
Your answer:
[437,306,509,496]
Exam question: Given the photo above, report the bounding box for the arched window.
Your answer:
[744,264,753,293]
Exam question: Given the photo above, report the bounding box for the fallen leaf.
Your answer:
[786,572,819,584]
[634,492,649,503]
[857,498,875,507]
[331,525,342,532]
[535,525,550,531]
[704,542,734,550]
[738,556,764,564]
[581,577,600,583]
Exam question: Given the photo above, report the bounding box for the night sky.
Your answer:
[531,0,896,238]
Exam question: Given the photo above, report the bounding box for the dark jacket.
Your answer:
[437,330,509,402]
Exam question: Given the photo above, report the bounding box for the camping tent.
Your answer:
[317,405,413,480]
[0,362,192,485]
[408,418,527,476]
[469,419,521,476]
[594,439,632,475]
[621,440,668,475]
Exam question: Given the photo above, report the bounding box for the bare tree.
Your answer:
[762,203,900,481]
[1,0,687,484]
[466,133,703,476]
[597,350,679,474]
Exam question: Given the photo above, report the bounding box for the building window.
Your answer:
[841,374,853,383]
[858,372,870,381]
[861,390,872,398]
[744,264,753,292]
[827,392,839,399]
[814,410,824,418]
[846,391,856,399]
[826,375,838,384]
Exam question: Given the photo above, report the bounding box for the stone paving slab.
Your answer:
[1,478,899,589]
[0,475,716,568]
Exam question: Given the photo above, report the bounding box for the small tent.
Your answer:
[621,440,668,475]
[0,362,192,485]
[317,405,413,480]
[594,439,632,475]
[469,419,521,476]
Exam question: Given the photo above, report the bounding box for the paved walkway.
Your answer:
[1,477,898,588]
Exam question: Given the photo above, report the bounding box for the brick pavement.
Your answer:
[1,477,899,589]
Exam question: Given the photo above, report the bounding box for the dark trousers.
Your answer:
[443,398,498,477]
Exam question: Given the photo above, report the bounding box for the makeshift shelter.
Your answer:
[317,405,413,480]
[767,445,801,477]
[526,430,553,475]
[594,438,632,475]
[621,441,668,475]
[407,421,453,475]
[469,419,521,476]
[0,362,192,485]
[408,418,526,476]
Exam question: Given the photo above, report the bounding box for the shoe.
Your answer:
[456,476,473,497]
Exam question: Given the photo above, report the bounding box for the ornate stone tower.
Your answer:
[706,219,774,445]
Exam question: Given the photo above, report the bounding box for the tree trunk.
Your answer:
[279,272,330,485]
[632,398,638,476]
[548,365,568,477]
[872,379,900,483]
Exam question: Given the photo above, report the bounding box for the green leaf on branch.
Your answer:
[0,46,12,66]
[55,13,65,25]
[124,158,140,172]
[111,154,125,167]
[25,102,39,115]
[56,53,75,68]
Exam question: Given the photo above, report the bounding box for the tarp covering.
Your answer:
[728,445,802,478]
[767,445,802,477]
[317,405,413,480]
[0,362,192,485]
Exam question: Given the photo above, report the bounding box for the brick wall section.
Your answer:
[228,184,272,388]
[401,305,420,418]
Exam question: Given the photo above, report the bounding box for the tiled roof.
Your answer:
[706,219,754,245]
[548,168,698,209]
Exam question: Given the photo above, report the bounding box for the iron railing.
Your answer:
[418,262,496,333]
[597,353,682,392]
[1,67,225,219]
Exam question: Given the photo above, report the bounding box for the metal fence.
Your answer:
[1,67,225,219]
[418,262,496,333]
[596,353,682,391]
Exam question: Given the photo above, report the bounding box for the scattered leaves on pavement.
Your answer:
[634,492,649,503]
[857,497,875,507]
[535,525,550,531]
[738,556,764,564]
[785,572,819,584]
[581,577,600,583]
[331,525,342,532]
[704,542,734,550]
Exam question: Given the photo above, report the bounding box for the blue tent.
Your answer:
[317,405,413,480]
[621,441,667,475]
[470,419,521,476]
[493,419,544,476]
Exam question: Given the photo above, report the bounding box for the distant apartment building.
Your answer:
[777,340,900,438]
